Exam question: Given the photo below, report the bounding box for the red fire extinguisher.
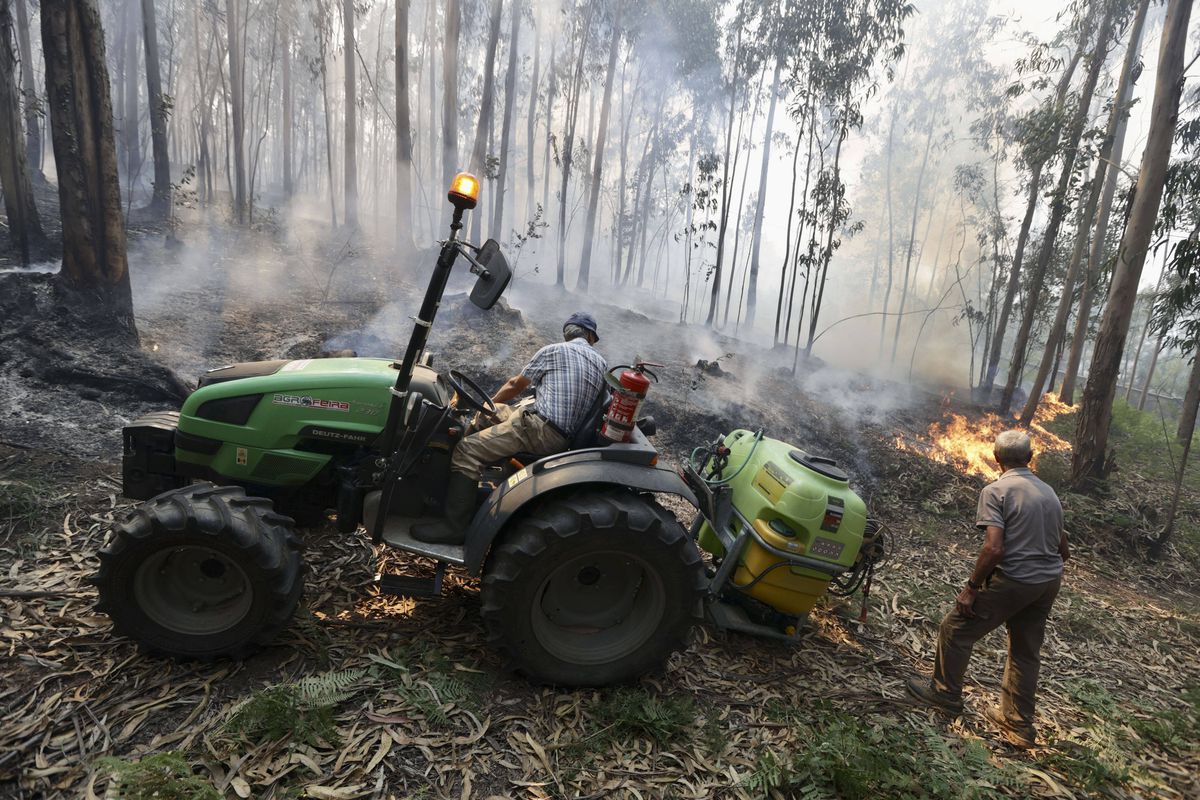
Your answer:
[601,362,661,443]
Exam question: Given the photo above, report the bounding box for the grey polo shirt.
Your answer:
[976,467,1064,584]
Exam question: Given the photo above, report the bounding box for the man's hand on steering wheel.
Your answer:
[446,369,501,425]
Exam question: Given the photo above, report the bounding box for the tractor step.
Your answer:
[378,562,447,598]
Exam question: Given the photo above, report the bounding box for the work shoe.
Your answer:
[412,473,478,545]
[905,676,964,716]
[983,704,1036,749]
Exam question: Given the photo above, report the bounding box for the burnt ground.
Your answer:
[0,217,1198,798]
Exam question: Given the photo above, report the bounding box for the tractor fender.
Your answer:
[462,452,699,575]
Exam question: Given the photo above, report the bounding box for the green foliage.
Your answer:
[1065,678,1118,718]
[94,752,219,800]
[740,749,788,797]
[1129,685,1200,753]
[0,480,45,531]
[224,668,364,746]
[586,687,696,747]
[1040,743,1130,793]
[784,713,1019,800]
[368,648,489,725]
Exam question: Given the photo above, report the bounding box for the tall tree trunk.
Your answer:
[441,0,460,191]
[342,0,358,227]
[1019,0,1147,422]
[1151,350,1199,557]
[492,0,521,241]
[1072,0,1193,485]
[123,0,139,198]
[525,29,539,225]
[468,0,502,243]
[746,53,781,333]
[0,0,47,263]
[1060,0,1148,405]
[1137,335,1163,410]
[890,113,936,362]
[541,43,557,230]
[983,46,1084,390]
[707,5,744,327]
[556,4,593,287]
[577,2,620,291]
[1002,2,1115,414]
[396,0,412,249]
[13,0,41,179]
[281,16,292,196]
[226,0,246,224]
[41,0,135,334]
[1177,349,1200,443]
[140,0,169,215]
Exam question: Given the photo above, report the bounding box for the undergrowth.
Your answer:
[367,646,490,725]
[739,711,1020,800]
[94,751,220,800]
[570,687,696,753]
[0,480,46,535]
[223,668,364,746]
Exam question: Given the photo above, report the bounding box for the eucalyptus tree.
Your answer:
[41,0,135,334]
[140,0,170,216]
[13,0,42,179]
[0,0,46,263]
[1073,0,1194,485]
[1000,0,1121,414]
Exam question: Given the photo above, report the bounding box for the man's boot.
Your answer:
[412,473,478,545]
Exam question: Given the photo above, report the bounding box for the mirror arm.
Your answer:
[453,242,492,280]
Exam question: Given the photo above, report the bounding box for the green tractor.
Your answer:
[96,175,887,686]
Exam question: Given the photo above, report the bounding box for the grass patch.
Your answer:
[223,668,364,746]
[94,752,219,800]
[1128,685,1200,753]
[1065,678,1118,718]
[0,480,48,538]
[1040,743,1129,794]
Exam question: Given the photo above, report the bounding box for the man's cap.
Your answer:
[564,311,599,341]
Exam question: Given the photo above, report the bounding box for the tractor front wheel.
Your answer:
[481,490,705,686]
[94,484,304,660]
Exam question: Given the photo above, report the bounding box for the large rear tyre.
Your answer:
[94,484,304,660]
[480,490,705,686]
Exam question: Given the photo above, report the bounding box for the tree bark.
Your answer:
[746,53,781,333]
[492,0,521,241]
[342,0,358,227]
[468,0,502,243]
[281,16,292,197]
[1137,335,1163,410]
[1001,1,1115,414]
[0,0,47,263]
[577,2,621,291]
[225,0,246,223]
[13,0,41,179]
[983,46,1084,391]
[441,0,460,191]
[525,29,539,226]
[140,0,169,215]
[707,3,745,327]
[1072,0,1193,485]
[556,2,594,287]
[395,0,412,249]
[40,0,135,333]
[1178,350,1200,443]
[1060,0,1148,405]
[123,0,139,197]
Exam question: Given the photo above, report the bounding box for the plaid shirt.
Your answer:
[520,339,608,434]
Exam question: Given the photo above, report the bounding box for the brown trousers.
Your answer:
[933,571,1061,732]
[451,401,568,477]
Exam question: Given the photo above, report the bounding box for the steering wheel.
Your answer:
[446,369,499,421]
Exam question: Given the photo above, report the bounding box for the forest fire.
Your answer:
[895,393,1073,480]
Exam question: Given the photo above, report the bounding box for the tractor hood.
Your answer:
[172,358,449,487]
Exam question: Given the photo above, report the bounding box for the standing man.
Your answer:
[907,430,1069,749]
[413,312,608,544]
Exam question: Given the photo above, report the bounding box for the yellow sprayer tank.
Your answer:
[696,430,868,616]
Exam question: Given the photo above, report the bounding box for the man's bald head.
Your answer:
[994,430,1033,469]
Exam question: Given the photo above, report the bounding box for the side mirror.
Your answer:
[469,239,512,310]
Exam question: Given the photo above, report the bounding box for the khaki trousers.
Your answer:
[933,571,1061,732]
[451,401,568,477]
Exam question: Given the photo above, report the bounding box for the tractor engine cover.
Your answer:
[696,430,868,616]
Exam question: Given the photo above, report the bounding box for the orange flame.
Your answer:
[895,392,1072,481]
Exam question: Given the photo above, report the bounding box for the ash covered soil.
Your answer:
[1,221,1198,798]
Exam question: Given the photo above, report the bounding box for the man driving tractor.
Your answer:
[412,312,608,544]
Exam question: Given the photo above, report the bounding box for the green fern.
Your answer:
[224,668,365,746]
[740,750,788,797]
[94,752,219,800]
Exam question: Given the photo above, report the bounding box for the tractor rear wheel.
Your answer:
[94,483,304,660]
[480,490,705,686]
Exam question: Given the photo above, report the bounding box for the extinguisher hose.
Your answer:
[689,429,764,486]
